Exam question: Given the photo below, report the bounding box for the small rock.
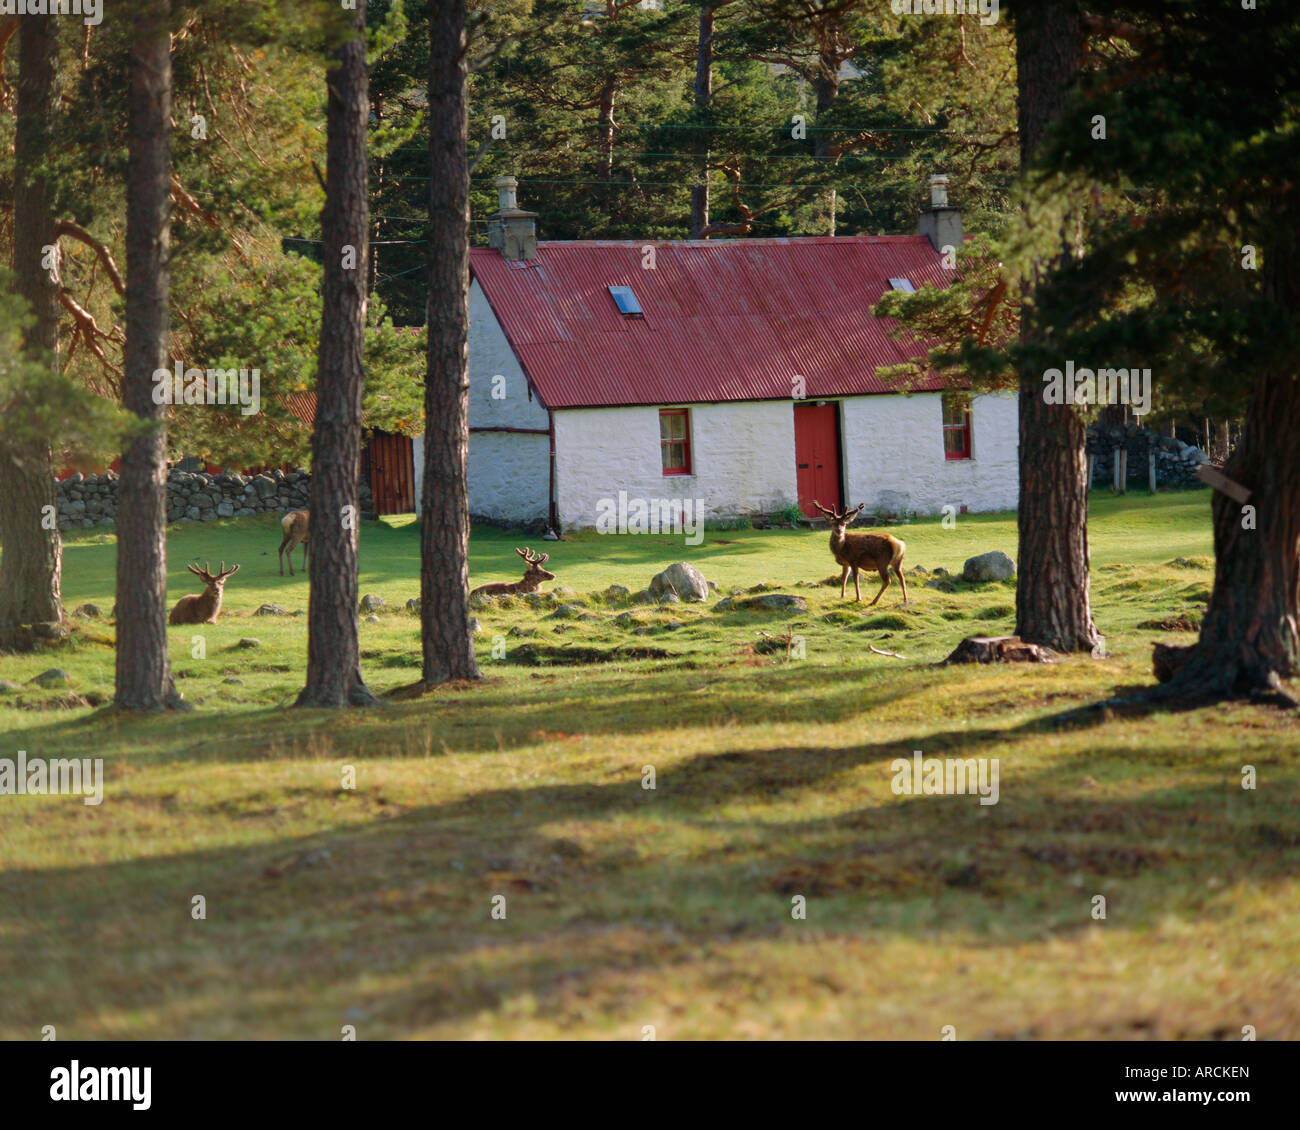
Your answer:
[648,562,710,602]
[716,593,808,612]
[749,593,808,611]
[223,677,245,685]
[359,593,386,612]
[31,668,72,687]
[73,603,103,619]
[604,584,630,598]
[364,614,380,623]
[0,679,23,693]
[237,638,261,649]
[925,579,956,592]
[659,592,681,604]
[469,617,482,634]
[405,598,420,613]
[548,603,585,620]
[254,603,287,616]
[961,550,1016,583]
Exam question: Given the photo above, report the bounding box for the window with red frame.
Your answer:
[659,408,691,475]
[942,394,972,460]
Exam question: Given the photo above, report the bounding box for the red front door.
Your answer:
[794,403,842,517]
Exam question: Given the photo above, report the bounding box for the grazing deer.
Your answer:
[470,547,555,599]
[813,501,908,606]
[278,509,309,576]
[169,561,241,625]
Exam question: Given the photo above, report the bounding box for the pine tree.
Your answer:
[420,0,481,687]
[0,14,63,652]
[1032,0,1300,701]
[1009,0,1101,655]
[296,0,379,708]
[116,0,185,712]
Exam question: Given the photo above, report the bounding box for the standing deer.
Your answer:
[278,509,309,576]
[813,501,908,606]
[169,561,241,625]
[470,547,555,599]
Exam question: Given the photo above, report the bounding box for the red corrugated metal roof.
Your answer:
[284,390,316,426]
[469,236,960,410]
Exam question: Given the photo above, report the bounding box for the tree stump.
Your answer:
[943,635,1058,665]
[1152,641,1196,683]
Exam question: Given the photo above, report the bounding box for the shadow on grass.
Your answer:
[2,715,1292,1038]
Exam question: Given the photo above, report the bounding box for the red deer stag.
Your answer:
[470,547,555,599]
[813,501,908,606]
[278,509,309,576]
[169,561,241,625]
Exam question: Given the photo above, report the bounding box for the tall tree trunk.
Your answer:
[597,74,617,182]
[813,51,838,237]
[297,0,377,708]
[1159,233,1300,699]
[421,0,480,687]
[116,0,184,711]
[0,14,62,653]
[689,3,714,239]
[1012,1,1102,655]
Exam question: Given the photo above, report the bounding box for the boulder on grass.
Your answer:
[648,562,709,602]
[714,593,808,613]
[961,551,1016,583]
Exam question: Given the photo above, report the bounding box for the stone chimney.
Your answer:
[487,175,538,261]
[918,173,962,255]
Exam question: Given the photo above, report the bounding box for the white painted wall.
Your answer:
[415,279,552,520]
[467,279,549,430]
[841,391,1018,515]
[553,401,799,529]
[413,428,550,523]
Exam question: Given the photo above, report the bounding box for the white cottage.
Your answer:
[413,176,1019,532]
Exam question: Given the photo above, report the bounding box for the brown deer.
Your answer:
[813,501,908,606]
[278,510,309,575]
[470,547,555,599]
[169,561,241,625]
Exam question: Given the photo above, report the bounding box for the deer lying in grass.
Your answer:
[470,547,555,599]
[168,561,241,625]
[278,509,309,575]
[813,501,908,606]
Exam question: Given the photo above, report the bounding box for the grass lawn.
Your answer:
[1,487,1297,1040]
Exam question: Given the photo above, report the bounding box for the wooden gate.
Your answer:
[364,430,416,514]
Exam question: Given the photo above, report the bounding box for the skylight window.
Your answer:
[888,278,916,292]
[608,286,644,317]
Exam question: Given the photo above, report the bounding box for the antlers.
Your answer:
[516,546,549,565]
[812,501,865,523]
[186,560,241,582]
